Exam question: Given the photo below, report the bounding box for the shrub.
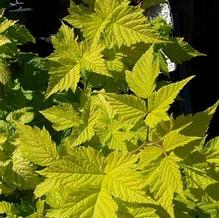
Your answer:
[0,1,218,217]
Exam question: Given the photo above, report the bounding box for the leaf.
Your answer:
[0,133,7,145]
[46,23,109,97]
[0,35,10,46]
[35,147,105,197]
[40,103,80,131]
[174,100,219,137]
[64,1,165,47]
[6,107,34,124]
[3,148,41,190]
[95,0,130,19]
[103,152,153,204]
[0,59,10,85]
[17,124,59,166]
[206,100,219,115]
[106,151,139,172]
[103,168,148,203]
[183,164,217,190]
[126,46,160,98]
[80,43,110,76]
[94,94,133,151]
[145,155,183,217]
[4,23,35,44]
[127,206,159,218]
[47,189,117,218]
[204,137,219,170]
[172,102,219,160]
[93,94,116,122]
[0,182,13,195]
[117,202,159,218]
[162,131,200,152]
[198,202,219,218]
[0,201,14,216]
[106,4,166,47]
[145,76,194,127]
[28,200,46,218]
[66,101,100,147]
[164,38,205,64]
[103,93,147,125]
[46,62,81,98]
[98,121,132,151]
[36,147,154,216]
[0,19,16,33]
[139,146,164,169]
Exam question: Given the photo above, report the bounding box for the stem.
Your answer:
[153,141,168,157]
[130,125,150,154]
[145,125,149,144]
[130,142,147,154]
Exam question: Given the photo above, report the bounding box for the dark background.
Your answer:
[5,0,219,138]
[170,0,219,138]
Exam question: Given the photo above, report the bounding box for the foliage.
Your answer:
[0,0,218,217]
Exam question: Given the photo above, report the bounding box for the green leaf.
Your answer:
[206,100,219,115]
[174,100,219,137]
[117,202,159,218]
[0,201,14,216]
[17,124,59,166]
[40,103,80,131]
[183,164,217,190]
[198,202,219,218]
[28,200,45,218]
[36,147,105,197]
[39,148,151,217]
[80,43,110,76]
[6,107,34,124]
[204,137,219,171]
[164,38,205,64]
[65,101,100,147]
[145,155,183,217]
[127,206,159,218]
[0,35,10,46]
[103,93,147,125]
[103,152,153,204]
[5,24,35,44]
[145,76,194,127]
[46,23,109,97]
[0,133,7,145]
[98,121,132,151]
[0,182,13,195]
[162,131,200,152]
[36,147,154,215]
[64,1,165,47]
[105,4,166,47]
[46,62,81,98]
[46,189,117,218]
[139,146,164,169]
[95,0,130,19]
[0,19,16,33]
[0,59,10,85]
[3,148,41,190]
[93,93,116,122]
[126,46,160,98]
[94,94,133,151]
